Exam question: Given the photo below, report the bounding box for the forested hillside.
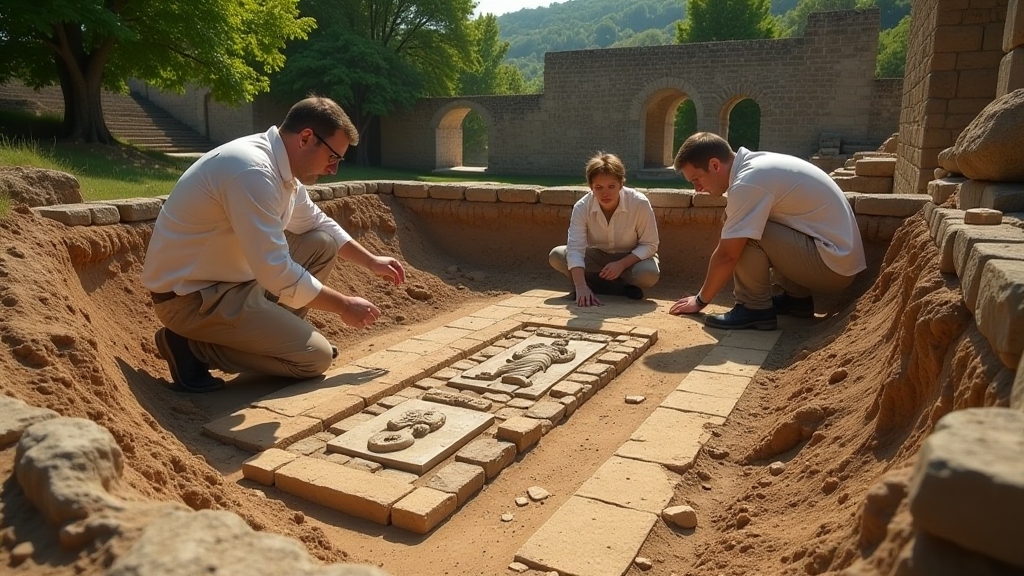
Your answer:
[491,0,908,90]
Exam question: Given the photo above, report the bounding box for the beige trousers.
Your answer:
[733,221,856,309]
[153,230,338,379]
[548,245,661,288]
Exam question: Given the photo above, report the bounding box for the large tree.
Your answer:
[676,0,777,43]
[273,0,474,164]
[0,0,314,144]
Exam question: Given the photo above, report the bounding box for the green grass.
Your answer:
[1,110,689,207]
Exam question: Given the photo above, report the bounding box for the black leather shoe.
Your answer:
[773,293,815,318]
[704,304,778,331]
[154,328,224,392]
[623,284,644,300]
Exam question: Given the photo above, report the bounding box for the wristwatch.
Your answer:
[695,293,708,308]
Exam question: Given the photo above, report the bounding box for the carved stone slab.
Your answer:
[448,336,605,399]
[327,399,493,475]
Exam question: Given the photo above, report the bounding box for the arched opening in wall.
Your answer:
[642,88,693,171]
[461,110,488,168]
[434,105,489,173]
[720,97,761,151]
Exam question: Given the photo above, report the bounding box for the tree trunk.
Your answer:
[356,114,374,166]
[52,24,114,144]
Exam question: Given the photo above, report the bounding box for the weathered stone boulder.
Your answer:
[0,166,83,207]
[947,89,1024,182]
[0,394,59,448]
[15,417,125,526]
[907,407,1024,568]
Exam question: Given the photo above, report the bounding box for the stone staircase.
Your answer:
[0,81,215,154]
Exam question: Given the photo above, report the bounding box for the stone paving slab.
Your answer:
[514,496,658,576]
[660,389,738,418]
[574,456,675,515]
[716,329,782,351]
[391,487,457,534]
[203,408,321,453]
[693,346,770,377]
[616,408,725,471]
[675,371,751,398]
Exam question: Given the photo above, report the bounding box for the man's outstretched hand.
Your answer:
[669,296,704,315]
[369,256,405,286]
[339,295,382,328]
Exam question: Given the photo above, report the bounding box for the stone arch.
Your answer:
[630,78,703,169]
[716,90,764,150]
[431,100,495,170]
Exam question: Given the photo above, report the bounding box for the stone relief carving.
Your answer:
[468,339,576,388]
[367,409,446,453]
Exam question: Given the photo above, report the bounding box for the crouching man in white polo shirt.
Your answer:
[668,132,865,330]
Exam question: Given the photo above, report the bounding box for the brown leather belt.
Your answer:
[150,291,177,304]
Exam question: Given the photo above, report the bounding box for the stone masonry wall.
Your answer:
[894,0,1010,195]
[870,78,905,142]
[127,80,259,144]
[380,9,897,176]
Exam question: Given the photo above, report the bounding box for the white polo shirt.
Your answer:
[141,126,352,309]
[566,186,660,270]
[721,148,866,276]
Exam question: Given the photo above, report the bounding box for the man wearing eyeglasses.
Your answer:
[142,96,405,392]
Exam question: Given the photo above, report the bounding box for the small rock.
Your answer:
[515,497,529,507]
[11,541,34,565]
[466,271,487,281]
[1,526,16,547]
[501,513,514,522]
[701,483,712,491]
[828,368,848,384]
[696,469,713,481]
[634,556,654,571]
[757,478,773,487]
[768,462,786,476]
[662,505,698,529]
[822,477,840,494]
[527,486,550,501]
[625,395,646,404]
[508,561,529,573]
[446,265,461,274]
[706,447,730,460]
[736,513,752,529]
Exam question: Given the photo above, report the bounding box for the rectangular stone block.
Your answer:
[692,193,727,207]
[616,408,725,471]
[428,183,465,200]
[524,400,566,425]
[833,174,894,194]
[464,185,498,202]
[661,390,738,418]
[328,412,375,435]
[694,346,769,378]
[391,487,457,534]
[959,181,1024,213]
[539,186,587,206]
[455,437,516,480]
[241,448,298,486]
[854,194,929,217]
[676,371,751,399]
[974,259,1024,368]
[960,243,1024,312]
[997,47,1024,96]
[497,416,545,452]
[275,457,414,525]
[497,187,540,203]
[89,198,163,222]
[575,456,675,514]
[854,157,897,177]
[32,204,93,226]
[953,225,1024,278]
[393,181,429,198]
[426,461,485,506]
[203,408,321,453]
[514,496,657,576]
[645,189,692,208]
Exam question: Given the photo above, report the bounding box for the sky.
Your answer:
[473,0,554,18]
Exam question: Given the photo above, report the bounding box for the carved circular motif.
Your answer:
[367,429,415,453]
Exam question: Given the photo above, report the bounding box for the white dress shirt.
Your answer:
[141,126,352,309]
[565,186,659,270]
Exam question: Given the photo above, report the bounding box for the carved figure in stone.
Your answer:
[367,409,446,453]
[471,339,576,387]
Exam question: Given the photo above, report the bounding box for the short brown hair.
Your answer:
[585,152,626,185]
[673,132,734,172]
[280,96,359,146]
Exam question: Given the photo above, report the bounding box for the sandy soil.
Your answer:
[0,194,1015,576]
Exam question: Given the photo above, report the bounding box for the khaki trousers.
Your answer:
[153,230,338,379]
[548,245,661,288]
[733,221,855,309]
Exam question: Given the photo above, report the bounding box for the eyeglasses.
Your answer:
[312,131,344,163]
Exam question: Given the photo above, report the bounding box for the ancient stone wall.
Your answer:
[894,0,1011,195]
[380,9,897,176]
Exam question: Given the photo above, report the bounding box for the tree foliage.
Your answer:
[676,0,778,43]
[0,0,314,143]
[272,0,474,163]
[876,13,910,78]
